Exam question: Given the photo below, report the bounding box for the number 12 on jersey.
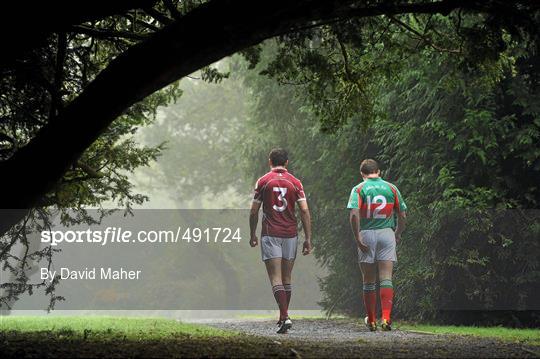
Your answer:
[366,195,387,219]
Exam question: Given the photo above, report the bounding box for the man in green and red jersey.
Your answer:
[347,159,407,331]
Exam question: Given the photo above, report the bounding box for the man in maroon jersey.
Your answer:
[249,148,312,334]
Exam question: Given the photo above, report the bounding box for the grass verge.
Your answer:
[0,316,290,357]
[398,323,540,347]
[0,316,234,340]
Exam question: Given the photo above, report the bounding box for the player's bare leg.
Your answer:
[265,257,283,287]
[360,262,378,331]
[281,258,295,308]
[378,260,394,330]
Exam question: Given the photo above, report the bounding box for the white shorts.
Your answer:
[261,236,298,261]
[357,228,397,263]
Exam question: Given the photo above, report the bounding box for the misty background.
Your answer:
[5,57,328,320]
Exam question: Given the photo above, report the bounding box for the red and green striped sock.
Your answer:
[379,279,394,323]
[363,283,377,324]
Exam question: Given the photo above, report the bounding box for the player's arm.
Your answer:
[250,178,263,247]
[393,185,407,244]
[395,211,406,243]
[349,209,368,252]
[249,200,261,247]
[298,200,312,255]
[348,186,368,252]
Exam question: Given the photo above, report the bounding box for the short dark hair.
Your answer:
[269,148,288,166]
[360,159,379,175]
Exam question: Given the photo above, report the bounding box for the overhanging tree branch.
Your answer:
[0,0,514,236]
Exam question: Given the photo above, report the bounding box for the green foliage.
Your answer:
[0,12,181,311]
[238,11,540,324]
[374,26,540,321]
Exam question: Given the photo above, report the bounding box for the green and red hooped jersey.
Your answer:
[347,177,407,230]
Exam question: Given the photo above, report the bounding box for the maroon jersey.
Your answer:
[253,167,306,238]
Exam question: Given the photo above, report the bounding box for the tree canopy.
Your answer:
[2,0,539,234]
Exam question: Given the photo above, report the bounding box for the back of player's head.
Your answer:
[360,159,379,175]
[269,148,288,166]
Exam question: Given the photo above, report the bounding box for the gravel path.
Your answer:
[199,318,540,358]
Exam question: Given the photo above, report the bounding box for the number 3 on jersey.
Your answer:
[272,187,288,212]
